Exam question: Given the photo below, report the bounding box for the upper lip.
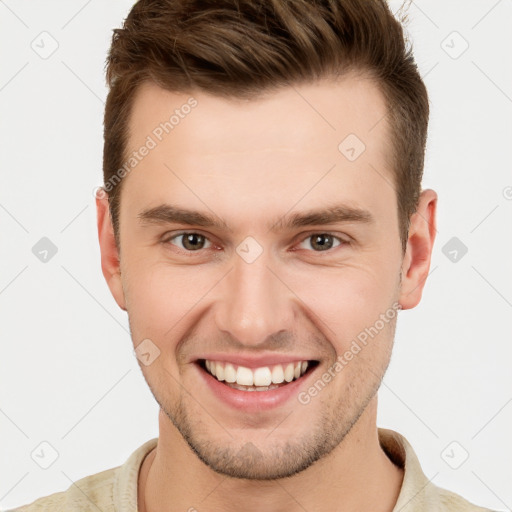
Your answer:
[195,354,319,368]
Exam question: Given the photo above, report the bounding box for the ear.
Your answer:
[96,189,126,311]
[399,188,438,310]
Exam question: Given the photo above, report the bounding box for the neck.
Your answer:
[138,397,403,512]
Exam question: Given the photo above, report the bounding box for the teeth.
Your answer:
[227,383,280,392]
[224,363,236,383]
[284,363,294,383]
[271,364,285,384]
[203,359,311,387]
[253,367,272,386]
[236,366,254,386]
[215,363,225,381]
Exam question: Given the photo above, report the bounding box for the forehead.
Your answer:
[121,76,395,228]
[127,76,390,156]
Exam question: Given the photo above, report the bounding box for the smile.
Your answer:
[199,359,318,392]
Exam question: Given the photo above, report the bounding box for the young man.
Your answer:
[11,1,495,511]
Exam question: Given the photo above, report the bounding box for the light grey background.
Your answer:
[1,1,511,510]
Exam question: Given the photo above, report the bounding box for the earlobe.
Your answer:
[398,189,438,310]
[96,191,127,311]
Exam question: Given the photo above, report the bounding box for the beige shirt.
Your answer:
[8,428,495,511]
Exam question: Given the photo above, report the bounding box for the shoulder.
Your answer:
[378,428,498,512]
[6,438,158,512]
[6,466,118,512]
[431,486,498,512]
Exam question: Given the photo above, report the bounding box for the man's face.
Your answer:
[113,77,405,479]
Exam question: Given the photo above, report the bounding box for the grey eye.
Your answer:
[299,234,342,251]
[169,233,212,251]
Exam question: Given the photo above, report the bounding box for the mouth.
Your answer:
[197,358,320,392]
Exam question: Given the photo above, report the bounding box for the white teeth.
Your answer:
[203,359,312,388]
[284,363,295,383]
[224,363,236,383]
[215,363,225,381]
[271,364,285,384]
[226,383,280,392]
[253,367,272,386]
[236,366,254,386]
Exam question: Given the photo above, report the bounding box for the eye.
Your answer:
[162,231,347,254]
[297,233,345,252]
[165,232,212,251]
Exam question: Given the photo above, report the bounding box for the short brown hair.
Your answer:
[103,0,428,253]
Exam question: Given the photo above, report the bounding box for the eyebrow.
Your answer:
[137,203,374,232]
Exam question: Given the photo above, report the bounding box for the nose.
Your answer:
[214,247,297,348]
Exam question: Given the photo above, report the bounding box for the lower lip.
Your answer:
[196,362,317,412]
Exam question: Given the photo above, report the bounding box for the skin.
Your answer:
[97,76,437,512]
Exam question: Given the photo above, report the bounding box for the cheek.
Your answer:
[122,259,217,341]
[287,263,399,348]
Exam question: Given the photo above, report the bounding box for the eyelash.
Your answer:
[161,231,350,255]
